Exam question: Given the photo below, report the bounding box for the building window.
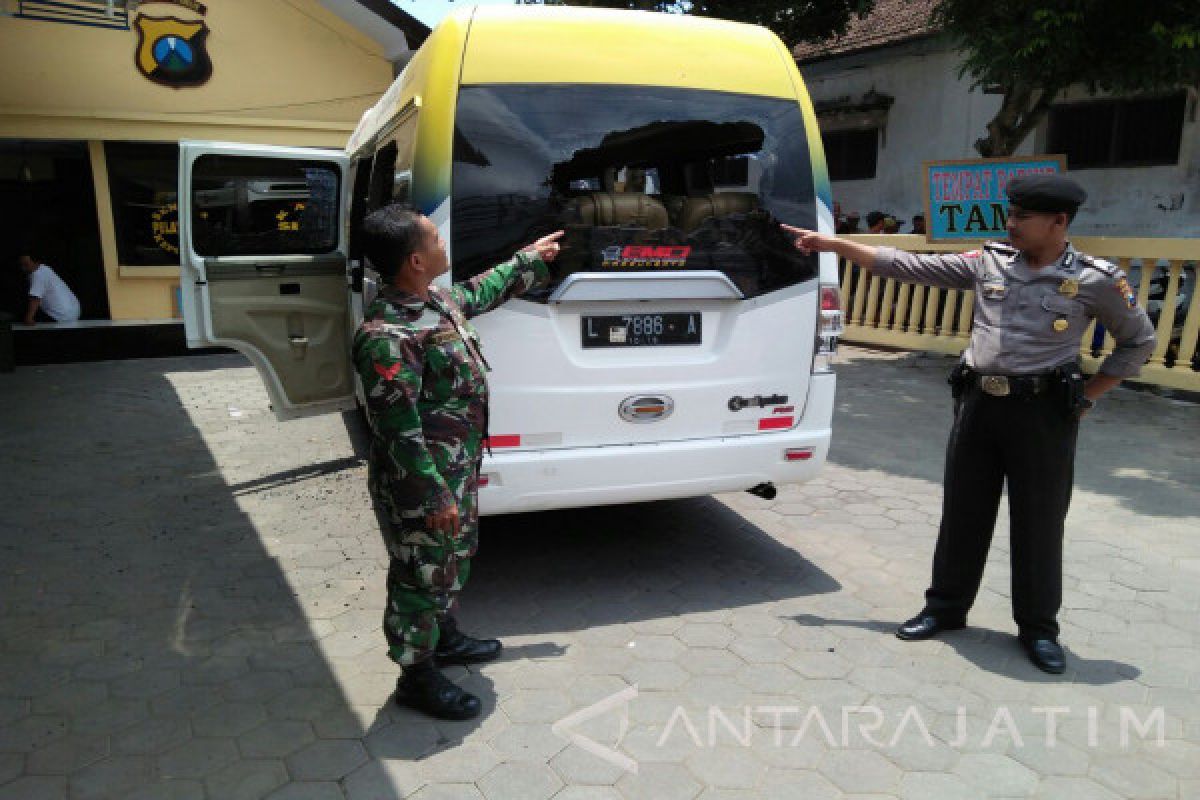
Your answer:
[104,142,180,266]
[1048,92,1186,169]
[822,129,878,181]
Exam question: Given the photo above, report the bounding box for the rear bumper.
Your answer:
[479,373,835,514]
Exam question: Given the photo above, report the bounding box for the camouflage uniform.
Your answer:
[353,252,549,666]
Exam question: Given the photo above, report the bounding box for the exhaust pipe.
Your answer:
[747,482,777,500]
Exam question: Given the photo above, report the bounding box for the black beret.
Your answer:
[1006,174,1087,213]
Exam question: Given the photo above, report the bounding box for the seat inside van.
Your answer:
[677,192,759,232]
[570,192,669,228]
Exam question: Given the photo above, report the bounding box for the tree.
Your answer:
[933,0,1200,156]
[521,0,1200,157]
[517,1,877,46]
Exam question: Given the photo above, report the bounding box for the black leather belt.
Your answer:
[973,373,1053,397]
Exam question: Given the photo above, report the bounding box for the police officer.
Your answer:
[354,204,563,718]
[783,175,1155,674]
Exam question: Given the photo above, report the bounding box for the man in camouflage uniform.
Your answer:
[353,204,562,719]
[784,175,1155,674]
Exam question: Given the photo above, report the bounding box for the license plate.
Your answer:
[581,312,702,348]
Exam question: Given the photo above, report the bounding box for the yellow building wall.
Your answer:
[0,0,396,320]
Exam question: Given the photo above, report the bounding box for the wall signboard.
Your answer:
[923,155,1065,242]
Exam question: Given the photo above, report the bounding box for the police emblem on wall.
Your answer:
[134,15,212,88]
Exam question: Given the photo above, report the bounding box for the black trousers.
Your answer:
[922,382,1079,640]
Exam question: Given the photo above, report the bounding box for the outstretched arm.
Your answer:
[451,231,565,318]
[780,224,879,268]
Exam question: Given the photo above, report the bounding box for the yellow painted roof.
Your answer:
[460,5,798,99]
[348,5,801,155]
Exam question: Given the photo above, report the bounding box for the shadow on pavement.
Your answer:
[789,613,1140,686]
[829,350,1200,520]
[467,498,842,639]
[0,356,417,798]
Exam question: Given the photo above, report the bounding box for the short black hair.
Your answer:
[359,204,425,282]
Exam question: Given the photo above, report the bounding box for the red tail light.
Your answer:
[820,285,841,312]
[784,448,814,461]
[485,435,521,448]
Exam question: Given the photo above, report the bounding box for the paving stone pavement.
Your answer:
[1,345,1197,800]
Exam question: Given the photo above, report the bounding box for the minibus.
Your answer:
[178,5,843,514]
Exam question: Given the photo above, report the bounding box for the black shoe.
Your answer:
[895,614,966,641]
[435,617,502,666]
[395,661,482,720]
[1020,637,1066,674]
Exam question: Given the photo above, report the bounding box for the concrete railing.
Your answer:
[839,234,1200,392]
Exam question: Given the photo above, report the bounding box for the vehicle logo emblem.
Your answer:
[619,395,673,423]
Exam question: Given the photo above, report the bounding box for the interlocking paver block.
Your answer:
[478,761,563,800]
[203,759,288,800]
[284,739,367,781]
[1032,775,1124,799]
[24,733,109,775]
[124,779,207,800]
[0,776,68,800]
[264,783,346,800]
[341,759,425,800]
[1089,754,1178,799]
[757,769,841,800]
[616,762,702,800]
[158,738,239,780]
[489,724,568,762]
[817,749,901,794]
[2,348,1197,800]
[899,771,985,800]
[192,701,267,738]
[684,747,765,788]
[69,754,155,800]
[237,720,316,759]
[111,717,193,756]
[417,743,502,783]
[410,785,486,799]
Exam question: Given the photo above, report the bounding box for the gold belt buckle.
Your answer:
[980,375,1010,396]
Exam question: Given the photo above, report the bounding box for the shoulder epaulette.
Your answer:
[983,241,1017,254]
[1076,253,1118,275]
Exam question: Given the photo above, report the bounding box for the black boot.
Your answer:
[395,659,482,720]
[435,615,502,666]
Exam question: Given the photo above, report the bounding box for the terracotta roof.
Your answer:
[793,0,938,63]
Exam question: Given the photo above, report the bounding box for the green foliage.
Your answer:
[932,0,1200,95]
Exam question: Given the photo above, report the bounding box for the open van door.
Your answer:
[179,142,353,420]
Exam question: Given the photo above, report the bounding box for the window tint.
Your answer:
[366,114,418,212]
[1048,93,1185,169]
[191,155,339,257]
[452,85,818,301]
[105,142,180,265]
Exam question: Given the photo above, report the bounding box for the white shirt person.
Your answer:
[19,255,80,324]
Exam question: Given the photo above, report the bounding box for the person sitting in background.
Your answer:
[911,214,927,236]
[866,210,888,233]
[17,253,80,325]
[882,216,901,234]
